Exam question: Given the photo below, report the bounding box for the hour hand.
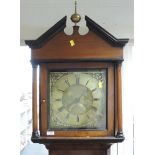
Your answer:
[66,97,79,109]
[77,87,87,100]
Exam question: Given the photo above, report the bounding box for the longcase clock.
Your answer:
[25,16,128,155]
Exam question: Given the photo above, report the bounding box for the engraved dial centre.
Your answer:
[62,84,93,115]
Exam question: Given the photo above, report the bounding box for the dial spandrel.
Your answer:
[48,70,106,130]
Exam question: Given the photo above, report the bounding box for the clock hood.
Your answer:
[25,16,129,63]
[25,16,128,49]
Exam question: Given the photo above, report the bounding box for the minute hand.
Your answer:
[65,97,79,109]
[76,87,88,102]
[66,88,87,109]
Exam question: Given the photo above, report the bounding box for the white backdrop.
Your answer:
[111,43,134,155]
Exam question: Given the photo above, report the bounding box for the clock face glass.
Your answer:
[48,70,107,130]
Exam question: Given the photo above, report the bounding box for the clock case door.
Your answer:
[39,62,115,137]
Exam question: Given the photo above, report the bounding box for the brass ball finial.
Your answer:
[70,0,81,25]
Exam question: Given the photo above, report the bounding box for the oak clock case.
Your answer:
[25,16,128,155]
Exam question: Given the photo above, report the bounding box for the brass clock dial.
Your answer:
[48,70,106,130]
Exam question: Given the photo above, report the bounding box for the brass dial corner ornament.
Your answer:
[48,70,107,130]
[70,0,81,25]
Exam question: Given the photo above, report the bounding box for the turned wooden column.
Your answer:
[116,62,123,137]
[40,64,48,136]
[32,63,39,138]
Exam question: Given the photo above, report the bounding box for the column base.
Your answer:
[32,131,40,139]
[116,131,124,138]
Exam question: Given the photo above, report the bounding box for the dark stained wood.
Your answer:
[49,150,108,155]
[48,150,109,155]
[46,142,111,155]
[32,64,39,138]
[25,16,67,49]
[31,136,124,144]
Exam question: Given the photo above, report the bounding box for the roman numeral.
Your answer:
[75,75,80,84]
[57,89,65,92]
[58,106,64,112]
[85,80,90,86]
[55,98,62,102]
[65,113,70,119]
[65,79,70,87]
[92,88,97,92]
[77,115,80,122]
[87,114,90,119]
[93,98,100,101]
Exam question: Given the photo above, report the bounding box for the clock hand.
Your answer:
[76,87,88,102]
[65,87,88,109]
[65,97,79,109]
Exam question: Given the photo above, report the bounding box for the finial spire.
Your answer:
[70,0,81,25]
[75,0,77,13]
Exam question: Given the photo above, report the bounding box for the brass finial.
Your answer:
[70,0,81,25]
